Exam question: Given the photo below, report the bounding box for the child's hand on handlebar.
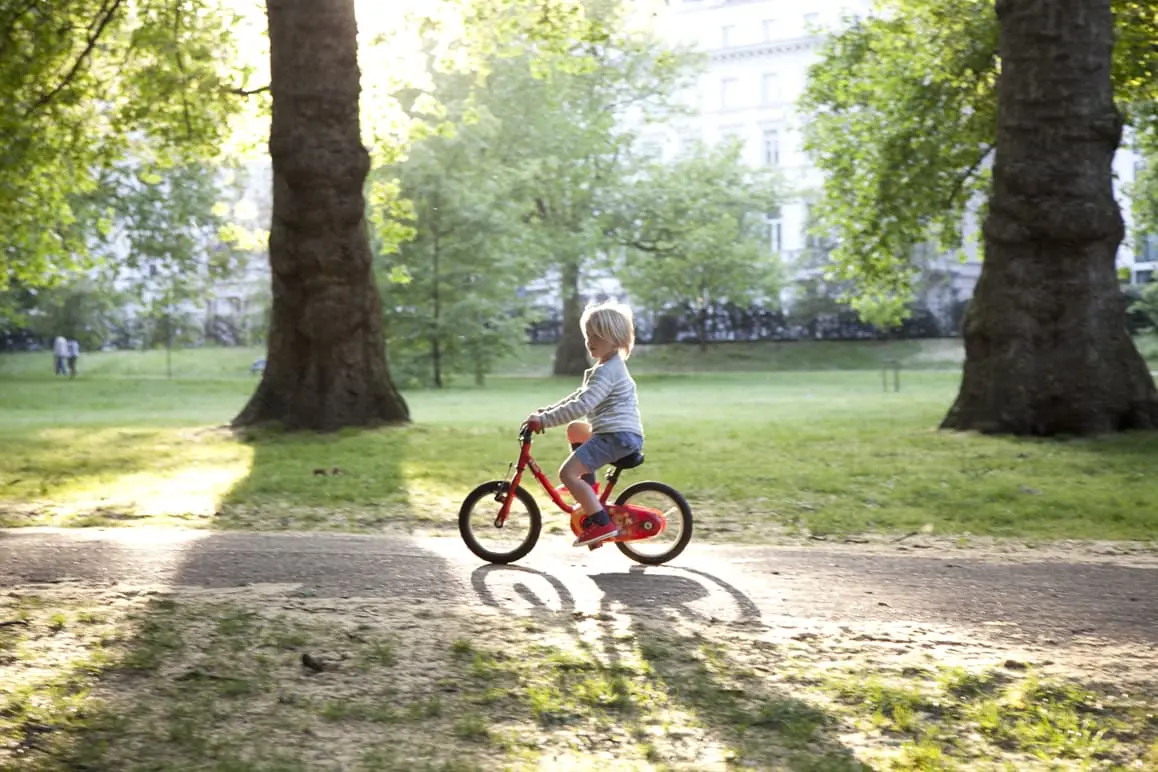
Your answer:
[525,414,543,432]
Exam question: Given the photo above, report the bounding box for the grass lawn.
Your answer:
[1,341,1157,542]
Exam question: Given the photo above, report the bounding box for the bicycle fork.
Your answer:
[493,457,531,528]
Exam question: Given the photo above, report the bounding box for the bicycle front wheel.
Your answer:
[614,481,693,566]
[459,481,542,564]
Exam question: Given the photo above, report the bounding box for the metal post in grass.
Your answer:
[881,359,900,392]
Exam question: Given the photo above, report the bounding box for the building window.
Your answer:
[761,73,780,104]
[721,25,735,47]
[1141,233,1158,263]
[762,19,777,41]
[803,12,819,29]
[762,128,779,165]
[720,78,738,111]
[1136,269,1154,284]
[766,209,783,253]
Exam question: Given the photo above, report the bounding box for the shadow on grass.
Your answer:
[213,423,417,533]
[470,563,871,771]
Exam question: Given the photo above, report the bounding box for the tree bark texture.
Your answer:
[233,0,409,431]
[941,0,1158,435]
[553,260,591,376]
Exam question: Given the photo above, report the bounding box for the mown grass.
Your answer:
[2,343,1158,541]
[818,664,1158,770]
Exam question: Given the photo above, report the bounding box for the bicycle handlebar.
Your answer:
[518,423,535,444]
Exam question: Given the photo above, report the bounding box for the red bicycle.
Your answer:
[459,424,694,566]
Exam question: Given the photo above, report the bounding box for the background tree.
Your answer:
[91,161,242,347]
[1128,282,1158,332]
[2,158,260,351]
[19,278,129,352]
[233,0,409,430]
[799,0,998,317]
[0,0,248,292]
[379,74,535,388]
[615,141,783,349]
[1133,125,1158,243]
[801,0,1158,435]
[475,1,698,375]
[940,0,1158,434]
[1119,1,1158,245]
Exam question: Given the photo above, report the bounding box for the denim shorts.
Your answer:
[573,431,644,471]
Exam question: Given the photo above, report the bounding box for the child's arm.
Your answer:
[538,387,582,414]
[536,369,615,429]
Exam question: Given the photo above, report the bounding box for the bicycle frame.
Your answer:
[494,426,622,527]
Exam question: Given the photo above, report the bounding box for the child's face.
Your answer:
[584,333,615,361]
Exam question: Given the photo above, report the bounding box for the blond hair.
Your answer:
[581,301,635,358]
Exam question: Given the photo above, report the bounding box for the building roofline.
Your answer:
[708,36,824,62]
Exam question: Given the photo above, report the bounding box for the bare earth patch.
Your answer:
[3,582,1156,771]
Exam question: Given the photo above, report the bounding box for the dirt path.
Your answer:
[2,527,1156,647]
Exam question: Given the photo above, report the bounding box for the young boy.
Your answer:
[526,301,644,547]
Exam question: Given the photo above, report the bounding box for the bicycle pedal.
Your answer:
[587,542,603,551]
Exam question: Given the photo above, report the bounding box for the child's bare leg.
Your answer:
[559,455,603,518]
[565,421,596,487]
[560,451,618,547]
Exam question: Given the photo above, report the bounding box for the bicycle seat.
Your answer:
[612,451,645,470]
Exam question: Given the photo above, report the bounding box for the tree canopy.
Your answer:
[615,141,784,345]
[372,0,702,378]
[799,0,1158,320]
[0,0,250,292]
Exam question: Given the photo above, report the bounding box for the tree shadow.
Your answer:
[0,527,490,771]
[213,423,417,533]
[470,563,873,770]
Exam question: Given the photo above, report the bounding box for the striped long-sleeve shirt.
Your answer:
[537,353,644,436]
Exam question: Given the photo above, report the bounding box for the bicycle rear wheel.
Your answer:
[459,481,542,564]
[614,481,693,566]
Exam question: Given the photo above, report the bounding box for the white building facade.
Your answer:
[649,0,1157,299]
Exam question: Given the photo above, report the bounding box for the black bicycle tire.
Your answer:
[614,480,694,566]
[459,481,542,564]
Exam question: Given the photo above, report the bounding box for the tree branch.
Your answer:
[626,239,676,255]
[173,1,194,139]
[228,85,271,97]
[25,0,125,120]
[944,143,996,211]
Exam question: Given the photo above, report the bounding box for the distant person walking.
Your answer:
[67,339,80,378]
[52,336,68,376]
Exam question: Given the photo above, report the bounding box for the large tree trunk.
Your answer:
[941,0,1158,435]
[234,0,409,431]
[553,260,590,376]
